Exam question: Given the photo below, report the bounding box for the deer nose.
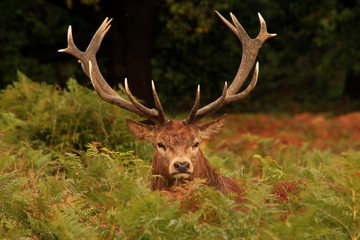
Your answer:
[174,162,190,173]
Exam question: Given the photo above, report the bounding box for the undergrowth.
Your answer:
[0,73,359,239]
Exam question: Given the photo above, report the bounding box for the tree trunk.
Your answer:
[101,0,160,106]
[344,69,360,99]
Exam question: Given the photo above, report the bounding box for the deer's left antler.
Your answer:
[186,11,276,124]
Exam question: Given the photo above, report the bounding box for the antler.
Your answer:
[186,11,276,124]
[58,18,166,125]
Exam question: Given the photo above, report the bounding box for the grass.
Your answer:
[0,73,359,239]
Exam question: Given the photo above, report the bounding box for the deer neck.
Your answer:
[192,150,220,187]
[150,152,173,191]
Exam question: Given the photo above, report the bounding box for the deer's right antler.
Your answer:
[58,18,166,125]
[185,11,276,124]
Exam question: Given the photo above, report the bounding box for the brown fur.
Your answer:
[127,119,245,201]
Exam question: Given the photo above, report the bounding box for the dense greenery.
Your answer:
[1,1,360,238]
[1,74,359,239]
[0,72,141,152]
[1,0,359,112]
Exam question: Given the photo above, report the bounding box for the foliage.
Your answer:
[210,113,360,154]
[1,75,360,239]
[65,0,100,9]
[0,0,76,87]
[1,0,359,113]
[0,72,146,154]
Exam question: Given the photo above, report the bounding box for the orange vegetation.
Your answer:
[206,112,360,154]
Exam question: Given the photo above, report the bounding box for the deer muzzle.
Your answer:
[169,157,193,179]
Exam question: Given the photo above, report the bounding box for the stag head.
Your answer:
[59,11,276,191]
[126,118,225,182]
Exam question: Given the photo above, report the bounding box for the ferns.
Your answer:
[0,74,360,239]
[0,71,140,152]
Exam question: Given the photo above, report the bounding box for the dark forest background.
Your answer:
[1,0,359,114]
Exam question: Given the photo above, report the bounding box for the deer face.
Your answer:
[126,117,226,180]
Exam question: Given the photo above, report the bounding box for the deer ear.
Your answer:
[126,119,155,142]
[197,115,227,140]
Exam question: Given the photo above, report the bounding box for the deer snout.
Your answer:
[169,157,193,179]
[174,162,190,173]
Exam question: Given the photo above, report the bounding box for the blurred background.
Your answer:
[1,0,359,114]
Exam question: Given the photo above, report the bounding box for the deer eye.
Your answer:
[157,143,166,150]
[193,142,200,149]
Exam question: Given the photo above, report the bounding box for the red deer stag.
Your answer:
[59,11,276,198]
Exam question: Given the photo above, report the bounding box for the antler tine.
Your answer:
[257,13,277,41]
[187,11,275,124]
[86,17,113,58]
[215,11,238,39]
[189,82,228,123]
[58,25,83,60]
[186,85,201,124]
[229,12,250,43]
[151,80,166,125]
[226,62,259,103]
[88,61,147,118]
[124,78,163,125]
[59,18,166,125]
